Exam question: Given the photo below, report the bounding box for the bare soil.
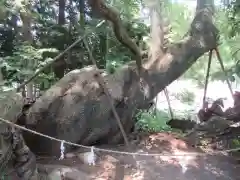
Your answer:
[35,132,239,180]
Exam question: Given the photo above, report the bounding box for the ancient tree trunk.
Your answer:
[23,0,218,156]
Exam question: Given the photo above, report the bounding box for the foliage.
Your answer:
[232,139,240,147]
[226,0,240,37]
[106,19,149,73]
[162,1,193,42]
[0,44,58,88]
[135,109,172,132]
[229,138,240,157]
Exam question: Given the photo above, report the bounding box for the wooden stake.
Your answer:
[202,50,213,109]
[164,88,174,119]
[83,38,130,148]
[215,48,234,99]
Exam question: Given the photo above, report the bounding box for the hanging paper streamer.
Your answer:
[59,140,65,160]
[139,78,150,99]
[11,127,19,148]
[87,146,96,166]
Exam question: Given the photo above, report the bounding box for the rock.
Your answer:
[66,150,98,166]
[167,118,197,132]
[196,116,233,133]
[0,91,24,122]
[41,165,90,180]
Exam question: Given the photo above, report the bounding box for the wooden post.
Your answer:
[164,88,174,119]
[202,50,213,109]
[215,48,234,99]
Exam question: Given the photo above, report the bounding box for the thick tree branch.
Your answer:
[87,0,143,75]
[145,0,218,71]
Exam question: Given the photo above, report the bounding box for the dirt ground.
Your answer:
[35,132,240,180]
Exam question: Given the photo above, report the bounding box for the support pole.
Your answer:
[164,88,174,119]
[214,48,234,99]
[202,50,213,109]
[83,38,130,148]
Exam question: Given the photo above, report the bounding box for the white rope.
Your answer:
[87,146,96,166]
[0,117,239,157]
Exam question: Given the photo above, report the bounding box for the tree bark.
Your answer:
[79,0,86,27]
[23,0,218,156]
[146,0,165,61]
[20,1,34,99]
[66,0,73,71]
[53,0,67,79]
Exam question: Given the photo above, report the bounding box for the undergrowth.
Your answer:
[135,109,171,132]
[134,88,197,133]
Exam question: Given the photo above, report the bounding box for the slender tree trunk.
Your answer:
[20,2,34,100]
[0,69,3,86]
[99,28,108,69]
[79,0,86,27]
[66,0,73,72]
[53,0,66,79]
[77,0,86,68]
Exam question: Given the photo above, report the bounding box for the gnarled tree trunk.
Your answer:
[23,0,218,156]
